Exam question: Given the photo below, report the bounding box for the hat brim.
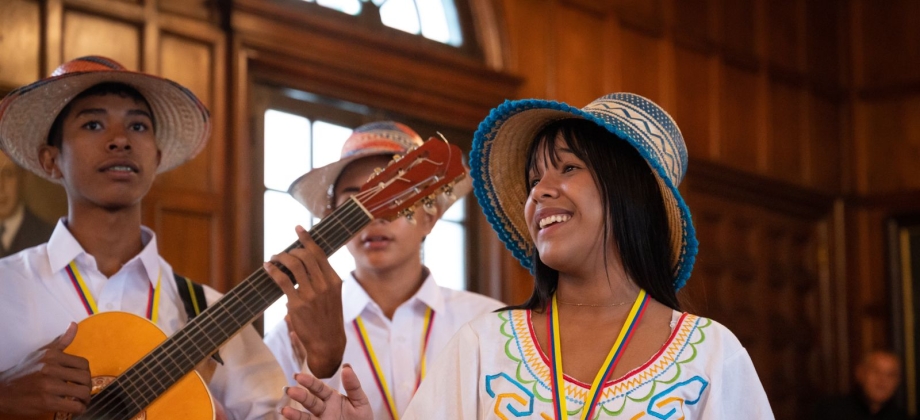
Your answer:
[0,70,210,182]
[470,97,697,290]
[288,148,472,218]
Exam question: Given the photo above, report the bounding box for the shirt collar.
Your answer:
[341,268,445,322]
[47,218,162,285]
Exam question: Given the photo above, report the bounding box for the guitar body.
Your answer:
[1,312,214,420]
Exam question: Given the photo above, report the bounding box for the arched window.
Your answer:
[303,0,463,46]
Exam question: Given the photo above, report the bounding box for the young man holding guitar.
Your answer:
[264,122,504,420]
[0,56,347,419]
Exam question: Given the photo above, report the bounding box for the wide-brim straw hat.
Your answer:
[0,56,210,182]
[288,121,471,218]
[470,93,697,290]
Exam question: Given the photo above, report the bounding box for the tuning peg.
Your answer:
[374,167,384,175]
[442,185,455,202]
[392,154,403,162]
[422,197,437,215]
[404,208,416,225]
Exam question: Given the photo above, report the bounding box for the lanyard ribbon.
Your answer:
[352,307,435,420]
[65,261,162,323]
[548,289,650,420]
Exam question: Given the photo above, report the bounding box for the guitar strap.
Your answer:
[174,273,223,365]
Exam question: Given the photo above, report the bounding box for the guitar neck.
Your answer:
[77,199,372,420]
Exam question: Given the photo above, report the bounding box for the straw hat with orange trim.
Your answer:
[288,121,471,218]
[0,56,211,182]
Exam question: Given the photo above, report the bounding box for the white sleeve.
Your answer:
[202,289,290,420]
[402,323,482,419]
[711,348,775,419]
[263,322,303,387]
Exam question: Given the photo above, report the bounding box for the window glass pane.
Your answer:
[380,0,421,35]
[440,195,465,223]
[264,110,311,191]
[316,0,361,15]
[416,0,450,44]
[424,220,465,290]
[264,190,313,262]
[312,121,354,168]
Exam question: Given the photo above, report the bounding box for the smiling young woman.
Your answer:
[282,93,776,420]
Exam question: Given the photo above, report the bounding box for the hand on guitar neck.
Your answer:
[0,323,91,417]
[265,225,348,379]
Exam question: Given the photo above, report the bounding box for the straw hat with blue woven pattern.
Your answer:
[0,56,210,182]
[470,93,697,290]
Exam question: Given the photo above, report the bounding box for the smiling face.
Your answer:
[39,92,160,212]
[524,134,608,275]
[333,155,436,274]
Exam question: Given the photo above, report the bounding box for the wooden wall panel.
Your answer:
[856,1,920,90]
[805,0,842,87]
[0,0,41,88]
[767,0,802,73]
[769,82,804,184]
[684,189,830,419]
[615,0,662,34]
[719,66,759,171]
[156,34,214,193]
[672,0,711,48]
[619,29,661,103]
[553,4,605,106]
[672,47,713,160]
[808,94,842,192]
[62,11,140,69]
[501,0,551,98]
[720,0,758,62]
[859,98,920,194]
[156,208,212,285]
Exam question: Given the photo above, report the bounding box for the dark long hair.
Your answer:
[505,118,680,312]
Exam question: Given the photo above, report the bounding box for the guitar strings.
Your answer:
[88,181,449,418]
[87,201,368,418]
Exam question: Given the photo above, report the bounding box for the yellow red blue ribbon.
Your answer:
[65,261,162,323]
[548,289,649,419]
[353,307,435,420]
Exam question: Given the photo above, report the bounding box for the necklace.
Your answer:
[547,290,650,419]
[555,299,631,307]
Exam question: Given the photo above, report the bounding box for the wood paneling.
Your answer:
[767,0,802,73]
[0,0,41,88]
[808,94,842,192]
[619,28,661,103]
[769,82,804,183]
[673,47,713,159]
[156,208,213,284]
[62,10,140,69]
[720,0,758,64]
[855,1,920,90]
[156,34,214,193]
[553,4,605,106]
[720,66,760,171]
[859,98,920,194]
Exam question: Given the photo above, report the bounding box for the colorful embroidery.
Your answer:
[490,310,712,418]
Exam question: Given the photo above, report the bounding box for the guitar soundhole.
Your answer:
[53,376,147,420]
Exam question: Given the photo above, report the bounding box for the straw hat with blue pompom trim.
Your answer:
[470,93,697,290]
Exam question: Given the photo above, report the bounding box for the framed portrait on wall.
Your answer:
[888,215,920,417]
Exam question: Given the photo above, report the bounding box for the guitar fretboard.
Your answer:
[77,199,372,420]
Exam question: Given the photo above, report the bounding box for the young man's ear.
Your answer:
[38,145,62,180]
[156,149,162,167]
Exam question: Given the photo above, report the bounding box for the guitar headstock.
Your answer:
[355,136,466,221]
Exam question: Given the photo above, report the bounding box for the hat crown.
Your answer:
[51,56,126,77]
[340,121,423,158]
[582,93,688,185]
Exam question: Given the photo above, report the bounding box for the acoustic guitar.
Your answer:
[3,137,466,420]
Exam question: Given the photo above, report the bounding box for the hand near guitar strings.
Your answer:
[265,225,348,379]
[0,322,91,416]
[281,366,373,420]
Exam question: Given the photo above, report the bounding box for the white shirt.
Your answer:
[264,271,504,418]
[0,204,23,250]
[403,309,775,419]
[0,219,290,420]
